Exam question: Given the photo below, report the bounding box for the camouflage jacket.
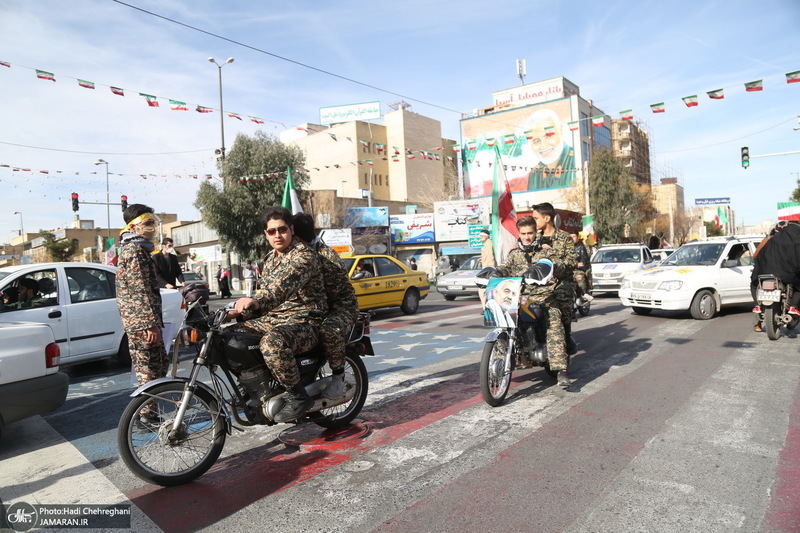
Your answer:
[313,240,359,320]
[498,228,576,299]
[256,237,328,325]
[116,240,164,332]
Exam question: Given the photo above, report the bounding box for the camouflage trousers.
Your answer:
[247,318,320,387]
[321,306,357,372]
[574,269,593,294]
[535,284,574,372]
[129,329,169,387]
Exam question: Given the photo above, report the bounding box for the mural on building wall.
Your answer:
[461,98,577,199]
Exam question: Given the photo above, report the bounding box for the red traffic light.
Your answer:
[71,192,79,199]
[71,192,79,212]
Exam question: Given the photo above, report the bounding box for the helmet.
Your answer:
[523,258,554,285]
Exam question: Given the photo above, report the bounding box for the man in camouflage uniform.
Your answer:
[116,204,168,422]
[570,230,594,302]
[497,203,576,387]
[232,207,328,423]
[292,213,359,400]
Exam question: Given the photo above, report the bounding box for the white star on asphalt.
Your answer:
[433,346,459,354]
[400,332,427,337]
[376,356,415,365]
[371,340,390,345]
[396,342,429,351]
[432,334,459,340]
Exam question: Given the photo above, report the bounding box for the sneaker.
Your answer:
[274,387,314,423]
[582,293,594,302]
[753,323,763,332]
[752,306,762,313]
[789,307,800,316]
[322,374,346,400]
[557,370,571,388]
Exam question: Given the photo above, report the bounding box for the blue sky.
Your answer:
[1,0,799,242]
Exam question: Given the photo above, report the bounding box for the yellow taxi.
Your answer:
[340,254,429,314]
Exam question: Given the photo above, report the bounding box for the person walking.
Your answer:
[217,265,232,299]
[479,229,496,306]
[242,260,257,298]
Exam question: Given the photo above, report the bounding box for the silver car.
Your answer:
[436,256,483,301]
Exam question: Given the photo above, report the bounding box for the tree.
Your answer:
[704,221,724,237]
[790,176,800,203]
[587,148,643,244]
[194,131,308,259]
[40,230,75,262]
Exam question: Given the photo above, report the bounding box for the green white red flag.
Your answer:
[620,109,633,121]
[744,80,763,91]
[78,79,94,89]
[491,144,518,264]
[707,89,724,99]
[591,115,605,127]
[36,70,55,82]
[714,206,729,228]
[140,93,159,107]
[786,70,800,83]
[503,134,515,144]
[682,95,698,107]
[452,143,461,153]
[568,121,580,130]
[110,86,124,96]
[650,102,665,113]
[0,61,10,68]
[170,100,188,111]
[524,130,534,139]
[249,116,264,124]
[485,137,496,147]
[777,202,800,221]
[227,112,242,120]
[544,126,555,136]
[467,140,477,150]
[196,105,212,113]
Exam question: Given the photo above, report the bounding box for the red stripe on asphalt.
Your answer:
[763,379,800,531]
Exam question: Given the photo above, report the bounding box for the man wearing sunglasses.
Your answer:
[231,206,328,423]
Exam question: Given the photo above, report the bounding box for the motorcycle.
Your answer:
[476,259,566,406]
[572,289,591,319]
[757,275,799,340]
[117,304,374,486]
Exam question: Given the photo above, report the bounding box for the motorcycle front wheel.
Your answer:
[764,305,782,340]
[117,382,227,486]
[480,332,512,407]
[310,353,369,429]
[578,301,591,317]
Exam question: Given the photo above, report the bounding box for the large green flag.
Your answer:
[281,167,303,214]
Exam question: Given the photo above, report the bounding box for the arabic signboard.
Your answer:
[320,228,352,247]
[433,199,490,242]
[468,225,490,247]
[491,77,580,109]
[390,213,435,243]
[319,101,381,125]
[344,207,390,228]
[695,197,731,205]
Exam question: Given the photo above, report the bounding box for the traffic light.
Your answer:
[121,195,128,211]
[741,146,750,169]
[71,192,79,212]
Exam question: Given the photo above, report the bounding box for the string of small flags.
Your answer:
[0,60,283,127]
[0,164,217,181]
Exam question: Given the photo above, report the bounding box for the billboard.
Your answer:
[320,101,380,125]
[390,213,435,244]
[344,207,389,228]
[695,198,730,205]
[433,199,490,242]
[461,98,578,198]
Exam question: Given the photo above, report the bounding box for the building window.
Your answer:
[580,112,589,137]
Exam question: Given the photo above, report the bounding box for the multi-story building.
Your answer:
[651,178,686,244]
[611,118,651,186]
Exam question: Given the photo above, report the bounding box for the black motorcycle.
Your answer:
[757,275,799,340]
[117,305,374,486]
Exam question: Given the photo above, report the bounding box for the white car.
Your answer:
[590,244,657,295]
[618,236,762,320]
[0,262,184,366]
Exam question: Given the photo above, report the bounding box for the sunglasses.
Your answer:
[137,220,156,227]
[265,225,290,236]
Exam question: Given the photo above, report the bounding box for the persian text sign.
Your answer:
[695,197,730,205]
[390,213,435,243]
[320,101,380,125]
[434,199,490,242]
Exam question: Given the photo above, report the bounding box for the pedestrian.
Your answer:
[570,231,594,302]
[242,260,257,298]
[151,237,185,289]
[116,203,169,424]
[407,257,418,270]
[479,229,496,306]
[217,265,232,298]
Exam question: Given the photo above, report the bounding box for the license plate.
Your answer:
[447,286,464,291]
[630,292,649,300]
[758,289,781,302]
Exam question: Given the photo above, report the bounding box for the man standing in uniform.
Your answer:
[231,207,327,423]
[497,203,576,387]
[292,213,359,399]
[116,204,168,423]
[152,237,185,289]
[479,229,496,306]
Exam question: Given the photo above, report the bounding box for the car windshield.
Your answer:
[459,257,482,270]
[0,272,11,284]
[662,243,726,266]
[592,249,641,263]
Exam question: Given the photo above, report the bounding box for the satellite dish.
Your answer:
[368,243,387,254]
[353,245,367,255]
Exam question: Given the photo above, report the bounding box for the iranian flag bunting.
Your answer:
[682,95,698,107]
[78,79,95,89]
[36,69,55,82]
[504,134,515,144]
[196,105,213,113]
[110,86,124,96]
[140,93,159,107]
[169,100,188,111]
[620,109,634,121]
[568,121,580,131]
[393,146,400,154]
[452,143,461,153]
[392,154,399,162]
[467,140,477,150]
[249,116,264,124]
[227,112,242,120]
[0,61,10,68]
[714,206,729,228]
[491,145,518,264]
[591,115,605,127]
[786,70,800,83]
[544,125,555,136]
[777,202,800,221]
[376,143,385,152]
[485,137,496,147]
[707,89,724,99]
[650,102,665,113]
[524,129,534,139]
[744,80,763,91]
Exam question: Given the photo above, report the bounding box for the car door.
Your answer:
[0,267,70,357]
[717,243,754,303]
[63,266,121,362]
[373,256,408,306]
[350,258,384,310]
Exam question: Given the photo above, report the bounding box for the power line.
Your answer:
[0,140,213,155]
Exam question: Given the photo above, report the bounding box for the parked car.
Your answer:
[182,270,208,287]
[341,254,429,314]
[0,262,184,366]
[590,244,657,295]
[0,321,69,439]
[618,236,762,320]
[436,256,482,301]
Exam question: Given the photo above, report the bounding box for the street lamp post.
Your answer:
[13,211,23,236]
[94,159,111,239]
[208,57,234,161]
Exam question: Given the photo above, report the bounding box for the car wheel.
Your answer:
[400,288,420,314]
[444,294,456,301]
[690,289,716,320]
[631,306,651,316]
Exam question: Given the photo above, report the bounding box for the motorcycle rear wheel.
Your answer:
[310,353,369,429]
[764,305,782,340]
[480,332,512,407]
[578,301,591,317]
[117,382,226,486]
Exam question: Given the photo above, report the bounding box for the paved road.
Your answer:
[2,294,799,532]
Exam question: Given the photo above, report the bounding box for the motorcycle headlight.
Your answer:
[658,280,683,291]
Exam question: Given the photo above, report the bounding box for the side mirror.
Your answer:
[352,272,365,280]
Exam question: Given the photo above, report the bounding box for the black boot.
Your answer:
[274,383,313,423]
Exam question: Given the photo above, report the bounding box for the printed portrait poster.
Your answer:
[483,277,522,327]
[390,213,435,243]
[461,98,578,199]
